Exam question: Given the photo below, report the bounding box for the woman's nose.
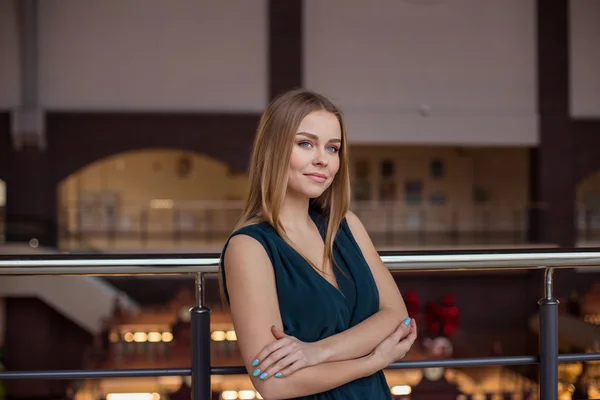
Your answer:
[312,151,329,166]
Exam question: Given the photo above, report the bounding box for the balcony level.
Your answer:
[0,251,600,400]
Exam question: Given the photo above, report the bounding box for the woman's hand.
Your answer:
[249,325,324,380]
[371,318,417,369]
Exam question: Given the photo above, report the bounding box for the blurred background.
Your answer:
[0,0,599,399]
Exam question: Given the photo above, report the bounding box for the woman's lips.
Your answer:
[304,173,327,183]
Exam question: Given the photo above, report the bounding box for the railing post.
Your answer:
[538,267,559,399]
[190,272,211,400]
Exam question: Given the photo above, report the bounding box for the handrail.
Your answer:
[1,249,600,400]
[2,248,600,275]
[3,353,600,380]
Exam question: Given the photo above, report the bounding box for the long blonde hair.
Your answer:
[220,88,351,291]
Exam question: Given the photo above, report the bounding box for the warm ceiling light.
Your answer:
[225,330,237,341]
[150,199,173,209]
[211,331,226,341]
[221,391,238,400]
[109,331,119,343]
[238,390,255,399]
[106,394,159,400]
[133,332,148,342]
[390,385,412,395]
[147,332,162,342]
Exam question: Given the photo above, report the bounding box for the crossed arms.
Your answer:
[223,211,416,400]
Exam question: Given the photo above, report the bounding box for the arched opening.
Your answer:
[576,170,600,245]
[57,148,249,252]
[0,178,5,243]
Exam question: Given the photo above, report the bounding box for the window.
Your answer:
[379,160,396,201]
[379,181,396,201]
[354,182,372,201]
[381,160,394,178]
[429,192,447,206]
[473,187,490,203]
[353,159,371,201]
[355,159,370,179]
[431,159,444,179]
[404,180,422,205]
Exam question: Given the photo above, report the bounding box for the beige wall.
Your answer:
[348,146,529,232]
[577,171,600,211]
[60,149,249,204]
[58,146,529,239]
[2,0,547,146]
[570,0,600,117]
[0,0,18,109]
[0,179,5,207]
[58,149,249,233]
[578,172,600,196]
[577,170,600,239]
[305,0,537,145]
[59,146,529,210]
[39,0,268,111]
[467,147,530,208]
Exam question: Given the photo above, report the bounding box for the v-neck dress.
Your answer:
[220,208,393,400]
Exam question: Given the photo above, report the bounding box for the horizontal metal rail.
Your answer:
[2,248,600,275]
[2,353,600,380]
[1,249,600,399]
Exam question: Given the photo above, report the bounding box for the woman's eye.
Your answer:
[298,141,312,148]
[327,146,339,153]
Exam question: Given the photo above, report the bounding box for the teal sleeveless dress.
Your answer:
[220,208,393,399]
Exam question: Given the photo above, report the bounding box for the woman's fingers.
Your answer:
[389,318,412,343]
[271,358,304,379]
[262,351,305,379]
[405,319,417,343]
[254,342,297,378]
[394,319,418,359]
[252,337,290,366]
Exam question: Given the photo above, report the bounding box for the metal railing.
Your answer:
[1,249,600,399]
[57,201,532,250]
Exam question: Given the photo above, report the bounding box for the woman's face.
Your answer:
[287,110,342,199]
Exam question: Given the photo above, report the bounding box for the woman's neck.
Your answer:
[278,193,313,233]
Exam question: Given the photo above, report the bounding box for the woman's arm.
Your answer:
[313,210,408,362]
[257,318,418,400]
[250,211,409,376]
[223,234,384,399]
[260,355,380,400]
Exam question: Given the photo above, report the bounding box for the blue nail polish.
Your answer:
[275,372,282,378]
[252,359,259,367]
[253,369,261,377]
[403,317,411,326]
[260,372,268,379]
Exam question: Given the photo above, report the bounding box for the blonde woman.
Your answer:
[220,89,417,399]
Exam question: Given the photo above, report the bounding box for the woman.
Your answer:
[220,88,417,399]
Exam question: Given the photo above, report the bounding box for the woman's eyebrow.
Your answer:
[296,132,341,143]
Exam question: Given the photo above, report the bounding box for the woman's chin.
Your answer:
[290,189,326,200]
[304,187,328,199]
[287,182,331,200]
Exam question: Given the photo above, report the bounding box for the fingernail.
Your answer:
[403,317,411,326]
[260,372,268,379]
[252,359,259,367]
[275,372,282,378]
[253,369,261,377]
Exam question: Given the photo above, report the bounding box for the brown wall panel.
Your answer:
[535,0,600,247]
[268,0,303,98]
[3,298,92,399]
[0,112,9,181]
